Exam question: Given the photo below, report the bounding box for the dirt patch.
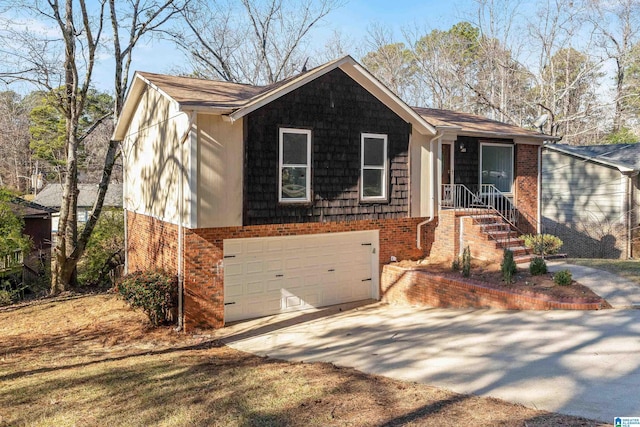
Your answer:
[396,259,609,305]
[0,293,610,426]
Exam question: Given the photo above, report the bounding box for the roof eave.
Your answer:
[178,104,235,115]
[458,130,558,142]
[228,56,353,122]
[113,72,181,141]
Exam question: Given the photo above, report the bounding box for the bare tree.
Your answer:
[171,0,344,84]
[0,0,185,293]
[0,91,33,192]
[526,0,605,143]
[314,29,360,64]
[589,0,640,133]
[361,24,416,101]
[405,23,479,109]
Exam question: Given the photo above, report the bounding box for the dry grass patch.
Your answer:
[565,258,640,285]
[0,294,610,426]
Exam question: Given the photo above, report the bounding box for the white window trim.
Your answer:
[361,133,388,201]
[479,142,514,194]
[278,127,312,203]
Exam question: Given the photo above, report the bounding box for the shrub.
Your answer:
[451,257,461,271]
[461,246,471,277]
[501,249,517,284]
[521,234,563,256]
[118,270,177,326]
[554,269,573,286]
[529,257,548,276]
[0,279,26,306]
[0,290,12,306]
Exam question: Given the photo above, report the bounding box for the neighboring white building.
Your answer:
[34,183,123,234]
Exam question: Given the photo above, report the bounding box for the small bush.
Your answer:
[118,270,178,326]
[529,257,548,276]
[522,234,563,256]
[451,257,461,271]
[0,290,12,306]
[554,269,573,286]
[501,249,517,284]
[462,246,471,277]
[0,279,26,307]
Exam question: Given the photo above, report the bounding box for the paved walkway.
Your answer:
[548,261,640,309]
[214,302,640,423]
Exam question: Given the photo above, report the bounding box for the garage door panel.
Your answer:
[224,231,378,323]
[246,297,280,315]
[265,259,283,272]
[246,240,266,254]
[265,278,283,292]
[246,280,266,295]
[224,262,244,277]
[225,283,244,298]
[245,260,264,274]
[224,240,243,255]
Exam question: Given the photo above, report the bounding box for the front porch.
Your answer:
[422,135,541,263]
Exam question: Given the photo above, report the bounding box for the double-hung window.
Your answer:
[361,133,388,201]
[279,128,311,202]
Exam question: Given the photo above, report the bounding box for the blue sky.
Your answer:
[91,0,478,93]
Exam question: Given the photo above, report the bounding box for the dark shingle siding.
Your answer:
[244,68,410,225]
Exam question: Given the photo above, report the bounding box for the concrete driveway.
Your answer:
[216,302,640,423]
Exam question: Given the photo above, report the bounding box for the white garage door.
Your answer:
[223,230,379,323]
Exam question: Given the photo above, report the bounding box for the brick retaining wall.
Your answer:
[381,264,605,310]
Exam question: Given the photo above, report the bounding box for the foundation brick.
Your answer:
[126,211,436,331]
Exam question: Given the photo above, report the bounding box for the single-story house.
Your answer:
[542,143,640,258]
[113,55,555,331]
[10,197,57,251]
[34,183,123,237]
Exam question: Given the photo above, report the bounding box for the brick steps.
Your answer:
[470,214,533,260]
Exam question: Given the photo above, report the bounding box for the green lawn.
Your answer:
[565,258,640,285]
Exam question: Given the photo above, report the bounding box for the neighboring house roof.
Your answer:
[33,183,123,208]
[544,143,640,173]
[10,198,57,219]
[413,107,555,140]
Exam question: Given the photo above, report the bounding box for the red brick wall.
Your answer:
[126,210,179,275]
[459,216,505,261]
[382,265,604,310]
[429,211,460,261]
[126,211,435,331]
[515,144,539,234]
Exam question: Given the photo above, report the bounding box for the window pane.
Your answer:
[362,169,383,197]
[282,132,308,165]
[482,145,513,193]
[281,167,307,199]
[363,137,385,166]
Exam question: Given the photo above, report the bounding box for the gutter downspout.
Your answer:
[417,133,443,249]
[626,172,637,259]
[537,145,542,234]
[176,111,197,332]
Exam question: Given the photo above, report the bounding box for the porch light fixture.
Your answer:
[458,140,467,153]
